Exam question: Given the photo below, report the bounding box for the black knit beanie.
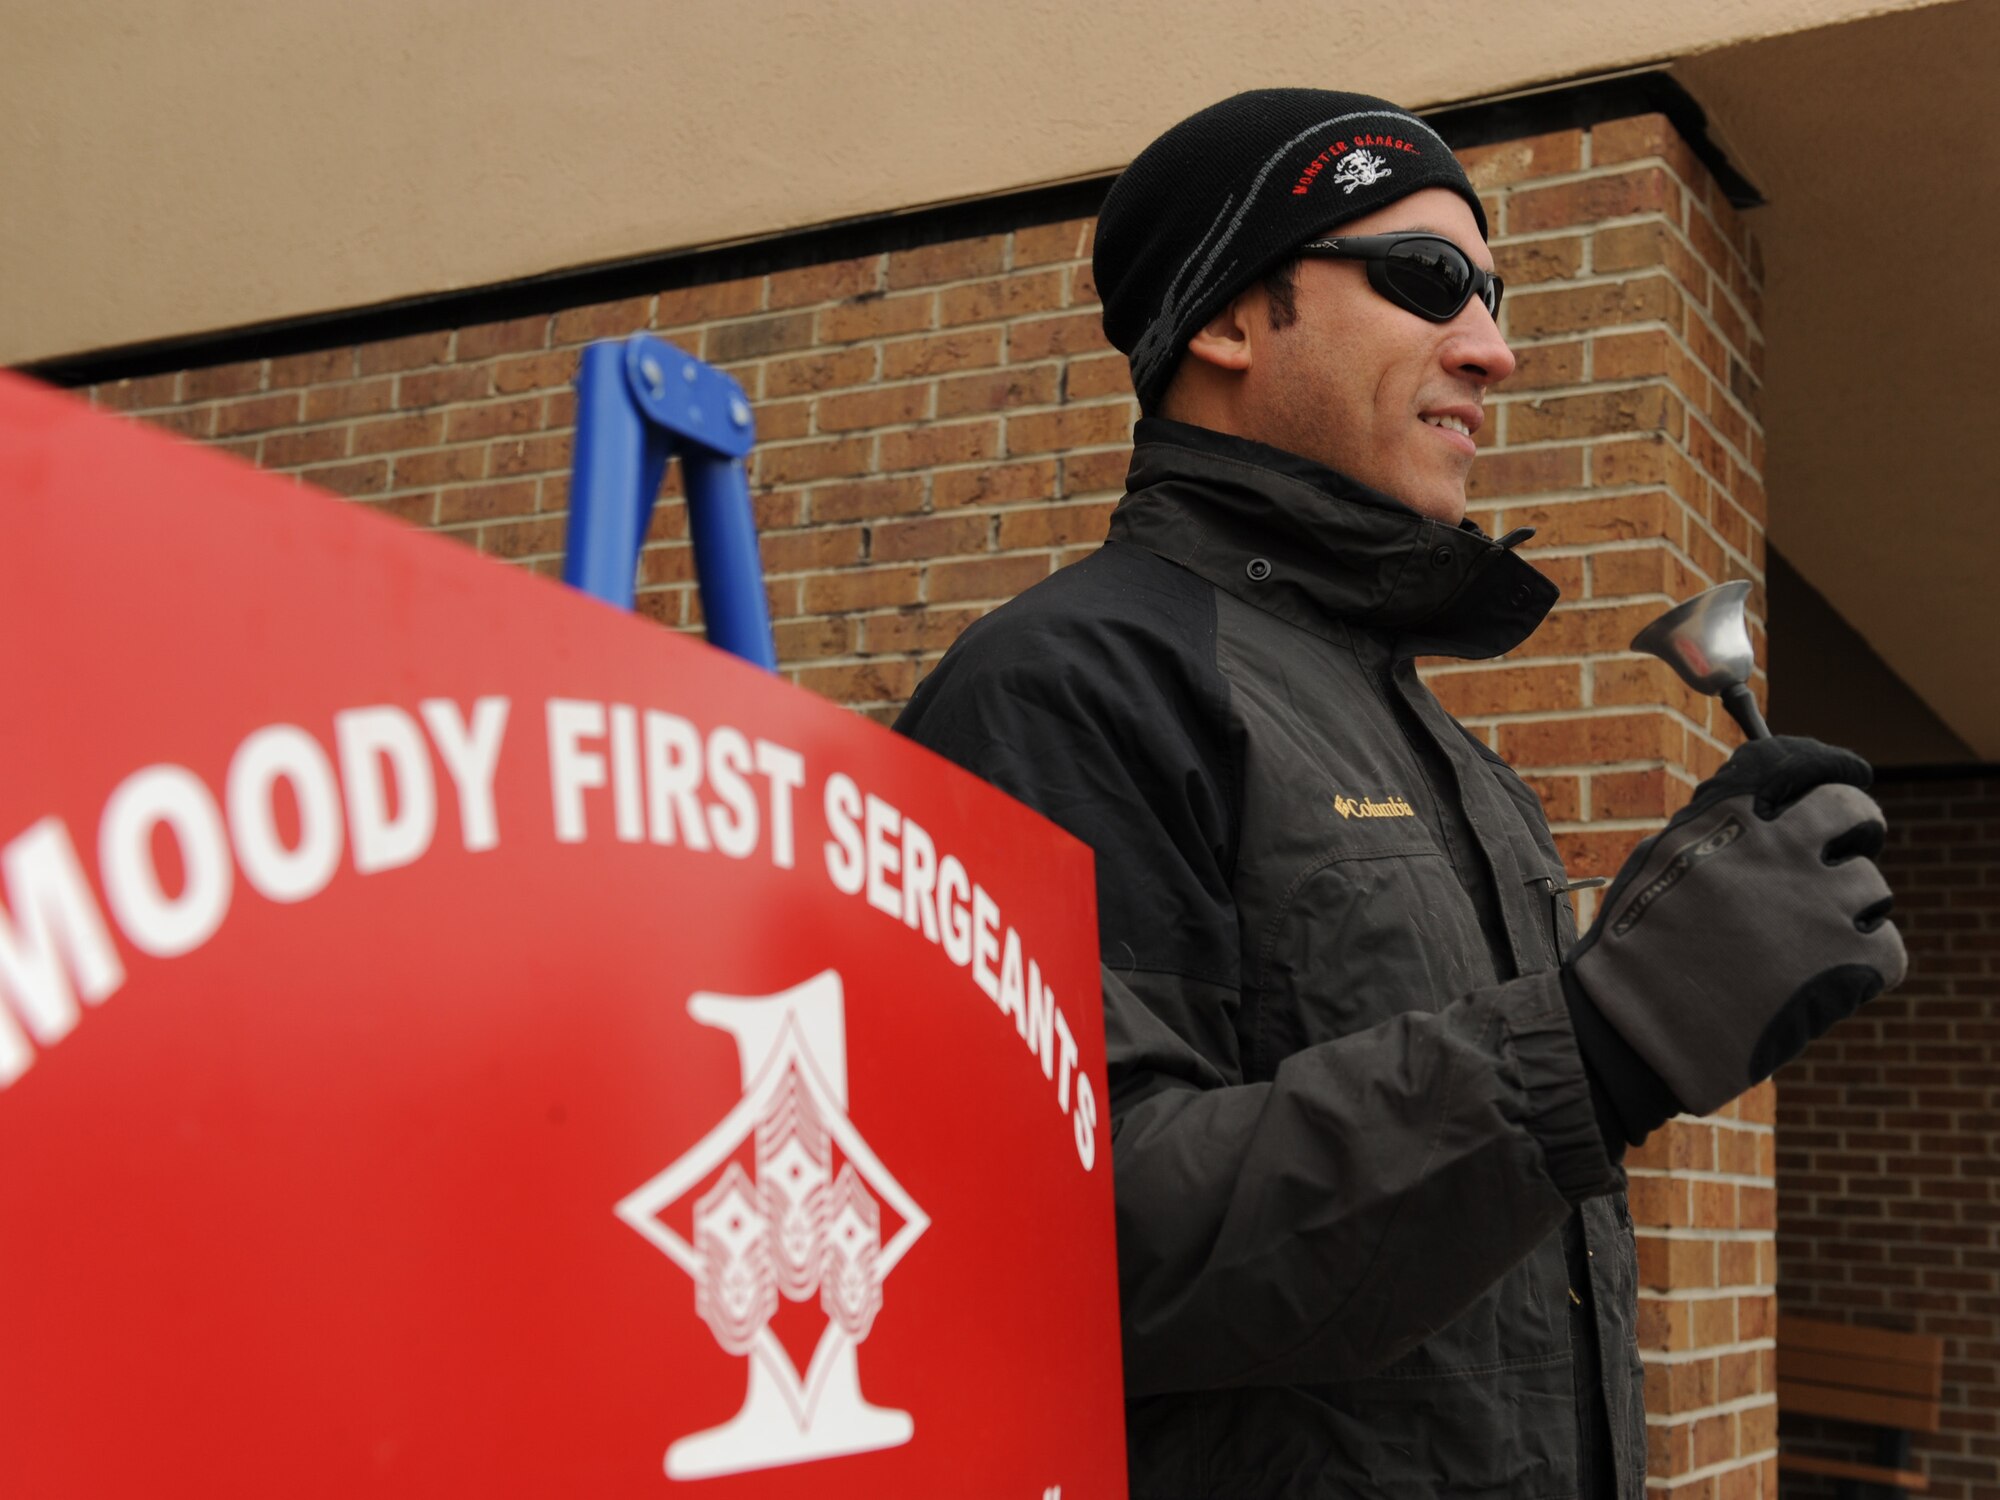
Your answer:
[1096,89,1487,409]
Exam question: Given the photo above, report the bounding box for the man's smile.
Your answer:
[1420,404,1482,456]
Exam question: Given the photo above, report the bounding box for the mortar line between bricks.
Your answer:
[1504,178,1704,222]
[262,413,566,450]
[1493,543,1750,571]
[1642,1394,1779,1421]
[1639,1337,1779,1363]
[1512,278,1763,390]
[1521,596,1724,617]
[1452,707,1733,732]
[1493,374,1761,461]
[1491,365,1762,431]
[1490,150,1725,196]
[1495,259,1715,305]
[1472,476,1672,506]
[1484,221,1621,248]
[1493,371,1713,405]
[1453,747,1695,772]
[1686,260,1762,342]
[1681,513,1763,584]
[1643,1417,1776,1445]
[1426,654,1658,678]
[1640,1192,1784,1208]
[773,358,1084,401]
[1639,1286,1780,1303]
[1640,1460,1779,1497]
[1497,189,1764,301]
[1493,539,1757,581]
[1560,520,1768,596]
[1504,704,1724,731]
[1542,819,1732,841]
[1675,410,1765,488]
[688,263,1090,326]
[1638,1447,1779,1487]
[1676,282,1766,377]
[1498,265,1694,306]
[796,395,1137,435]
[1487,414,1758,477]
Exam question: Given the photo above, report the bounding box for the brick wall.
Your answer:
[1451,112,1778,1500]
[85,109,1776,1490]
[1775,774,2000,1499]
[89,217,1131,724]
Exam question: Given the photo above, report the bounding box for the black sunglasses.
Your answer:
[1296,233,1504,324]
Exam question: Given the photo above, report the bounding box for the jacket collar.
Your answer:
[1106,418,1559,660]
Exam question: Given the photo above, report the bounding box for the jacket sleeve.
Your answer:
[1104,963,1614,1394]
[895,583,1617,1396]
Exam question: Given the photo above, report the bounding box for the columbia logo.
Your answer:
[1333,793,1415,819]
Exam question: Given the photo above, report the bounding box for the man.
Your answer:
[896,90,1904,1497]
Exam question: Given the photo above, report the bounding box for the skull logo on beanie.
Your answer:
[1094,89,1487,408]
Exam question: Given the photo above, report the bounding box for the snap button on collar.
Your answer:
[1245,557,1272,582]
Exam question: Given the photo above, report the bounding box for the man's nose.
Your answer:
[1447,301,1516,385]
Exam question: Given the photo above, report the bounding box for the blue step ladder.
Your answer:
[560,333,776,670]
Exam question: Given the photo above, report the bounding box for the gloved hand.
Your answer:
[1560,736,1906,1149]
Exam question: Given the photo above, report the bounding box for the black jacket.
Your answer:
[897,420,1646,1498]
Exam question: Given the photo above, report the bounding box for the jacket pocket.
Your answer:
[1252,845,1490,1067]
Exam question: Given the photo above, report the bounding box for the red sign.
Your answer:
[0,374,1126,1498]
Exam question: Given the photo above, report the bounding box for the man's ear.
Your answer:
[1183,286,1261,374]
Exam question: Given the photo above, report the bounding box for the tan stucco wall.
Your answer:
[1677,0,2000,755]
[0,0,1953,367]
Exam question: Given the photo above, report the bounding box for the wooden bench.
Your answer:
[1777,1315,1945,1497]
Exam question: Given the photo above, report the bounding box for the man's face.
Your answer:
[1227,187,1515,525]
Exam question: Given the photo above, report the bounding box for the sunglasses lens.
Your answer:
[1382,242,1474,320]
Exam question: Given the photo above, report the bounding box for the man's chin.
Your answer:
[1344,456,1465,525]
[1401,488,1469,527]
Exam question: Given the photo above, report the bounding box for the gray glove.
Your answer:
[1562,737,1906,1139]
